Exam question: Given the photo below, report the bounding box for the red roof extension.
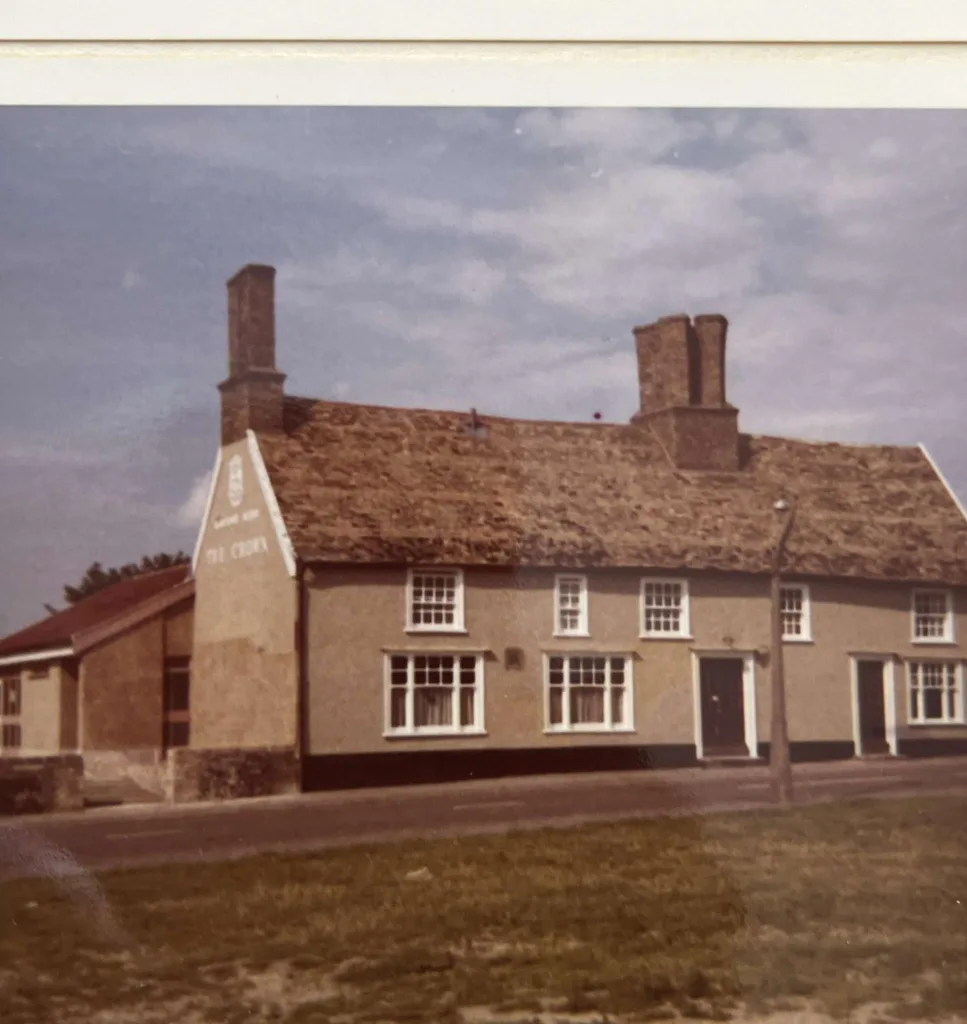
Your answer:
[0,565,191,660]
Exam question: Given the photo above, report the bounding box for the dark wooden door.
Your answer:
[700,658,747,757]
[857,660,888,755]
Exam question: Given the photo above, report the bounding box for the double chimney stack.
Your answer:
[219,265,740,471]
[631,313,740,471]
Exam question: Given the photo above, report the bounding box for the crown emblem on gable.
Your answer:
[227,454,244,508]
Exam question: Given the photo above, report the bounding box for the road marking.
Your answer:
[105,828,184,841]
[452,800,525,811]
[736,771,941,793]
[806,772,924,786]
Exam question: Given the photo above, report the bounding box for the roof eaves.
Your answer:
[0,645,74,669]
[918,442,967,525]
[191,448,223,574]
[246,429,297,578]
[72,578,195,657]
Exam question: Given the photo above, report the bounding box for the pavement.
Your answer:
[1,755,965,880]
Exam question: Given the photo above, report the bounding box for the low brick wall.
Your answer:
[166,746,300,803]
[0,755,84,815]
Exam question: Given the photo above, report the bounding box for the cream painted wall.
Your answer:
[305,566,966,757]
[18,663,63,755]
[192,437,298,749]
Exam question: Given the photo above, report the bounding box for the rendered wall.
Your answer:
[305,566,966,758]
[191,437,298,750]
[80,617,164,752]
[18,665,63,755]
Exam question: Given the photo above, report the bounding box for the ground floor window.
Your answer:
[386,653,484,736]
[163,657,191,751]
[545,654,632,732]
[0,676,21,752]
[907,661,963,724]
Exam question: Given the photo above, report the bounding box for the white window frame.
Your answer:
[553,574,589,637]
[383,651,485,737]
[639,578,691,639]
[543,652,635,734]
[911,589,955,644]
[780,584,812,642]
[905,659,964,726]
[405,568,466,634]
[0,674,23,753]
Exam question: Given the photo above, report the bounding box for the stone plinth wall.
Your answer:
[0,755,84,815]
[84,750,167,799]
[166,746,299,803]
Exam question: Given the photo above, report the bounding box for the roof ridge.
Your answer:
[66,562,189,603]
[749,432,920,453]
[283,395,925,455]
[283,394,629,431]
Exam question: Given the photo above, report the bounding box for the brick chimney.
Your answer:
[631,313,739,471]
[218,264,286,446]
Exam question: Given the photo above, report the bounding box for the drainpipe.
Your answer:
[769,499,797,807]
[295,558,310,793]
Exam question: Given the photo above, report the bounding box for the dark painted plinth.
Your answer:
[897,737,967,759]
[302,744,698,792]
[756,741,856,764]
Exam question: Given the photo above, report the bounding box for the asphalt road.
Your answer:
[1,756,965,880]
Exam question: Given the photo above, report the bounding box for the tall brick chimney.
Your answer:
[631,313,739,471]
[692,314,727,407]
[218,264,286,446]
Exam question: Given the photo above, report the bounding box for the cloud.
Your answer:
[360,170,762,321]
[286,108,967,456]
[0,441,120,469]
[3,106,967,635]
[280,243,507,312]
[176,471,212,528]
[512,108,701,160]
[121,268,144,291]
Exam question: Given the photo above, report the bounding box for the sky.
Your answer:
[1,107,966,635]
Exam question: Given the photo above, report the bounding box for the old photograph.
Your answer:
[1,103,965,1023]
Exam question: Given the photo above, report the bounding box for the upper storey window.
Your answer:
[641,579,690,638]
[407,569,465,632]
[912,590,954,644]
[554,575,589,637]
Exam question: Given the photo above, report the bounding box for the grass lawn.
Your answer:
[0,796,965,1024]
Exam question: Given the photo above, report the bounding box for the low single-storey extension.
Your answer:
[182,264,967,799]
[0,565,193,793]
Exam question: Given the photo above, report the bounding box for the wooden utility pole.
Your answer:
[770,500,797,807]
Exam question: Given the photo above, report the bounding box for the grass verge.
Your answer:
[0,795,965,1023]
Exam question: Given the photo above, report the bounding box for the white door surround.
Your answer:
[691,649,759,761]
[848,653,898,757]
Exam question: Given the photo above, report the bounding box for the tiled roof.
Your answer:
[0,565,191,660]
[257,397,967,586]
